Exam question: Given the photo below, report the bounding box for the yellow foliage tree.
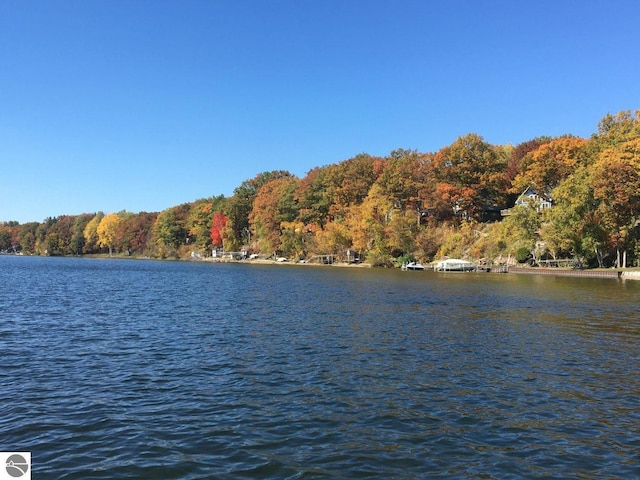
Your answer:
[83,212,104,253]
[97,213,121,256]
[311,221,351,256]
[591,138,640,267]
[346,184,393,254]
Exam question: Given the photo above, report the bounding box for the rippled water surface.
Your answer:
[1,256,639,479]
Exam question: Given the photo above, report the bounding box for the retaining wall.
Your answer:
[508,267,621,279]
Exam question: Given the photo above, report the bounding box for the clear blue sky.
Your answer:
[1,0,638,223]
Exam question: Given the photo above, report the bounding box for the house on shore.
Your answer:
[501,186,552,216]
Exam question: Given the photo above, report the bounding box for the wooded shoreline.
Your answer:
[5,251,640,279]
[198,255,640,279]
[3,110,639,270]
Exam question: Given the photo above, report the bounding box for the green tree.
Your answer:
[70,214,93,255]
[35,217,57,255]
[294,166,334,228]
[153,204,191,254]
[541,167,604,265]
[18,222,39,254]
[0,227,11,251]
[50,215,76,255]
[495,205,542,258]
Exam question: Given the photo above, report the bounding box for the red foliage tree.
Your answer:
[210,212,227,248]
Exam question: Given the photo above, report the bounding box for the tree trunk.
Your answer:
[623,249,627,269]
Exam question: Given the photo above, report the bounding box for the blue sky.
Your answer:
[1,0,639,223]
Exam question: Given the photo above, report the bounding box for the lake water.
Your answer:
[1,256,639,479]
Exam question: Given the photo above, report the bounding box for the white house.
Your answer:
[501,186,552,216]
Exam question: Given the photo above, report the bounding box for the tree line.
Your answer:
[2,110,639,268]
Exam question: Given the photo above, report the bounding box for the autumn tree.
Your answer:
[432,134,508,219]
[505,137,552,192]
[345,183,393,255]
[385,209,419,258]
[279,221,307,259]
[326,153,384,220]
[309,221,351,257]
[97,213,122,256]
[83,213,104,254]
[376,149,432,214]
[591,138,640,267]
[510,136,588,195]
[248,176,299,254]
[589,110,640,155]
[210,212,227,248]
[186,199,220,252]
[40,215,75,255]
[114,211,157,255]
[224,171,294,250]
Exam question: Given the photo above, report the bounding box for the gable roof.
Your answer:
[515,186,552,205]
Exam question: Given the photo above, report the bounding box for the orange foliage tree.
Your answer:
[510,136,588,194]
[249,176,299,254]
[432,133,507,219]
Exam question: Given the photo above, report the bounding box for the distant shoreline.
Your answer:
[197,256,372,268]
[4,253,640,279]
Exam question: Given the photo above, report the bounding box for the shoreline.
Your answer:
[204,257,640,280]
[6,253,640,279]
[198,257,372,268]
[230,259,640,280]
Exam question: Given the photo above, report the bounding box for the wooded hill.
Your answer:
[2,110,639,268]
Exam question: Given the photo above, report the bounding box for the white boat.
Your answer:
[434,258,475,272]
[402,261,425,271]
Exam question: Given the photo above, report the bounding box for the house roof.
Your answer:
[517,186,552,203]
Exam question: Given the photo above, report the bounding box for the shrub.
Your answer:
[366,251,393,268]
[516,247,531,264]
